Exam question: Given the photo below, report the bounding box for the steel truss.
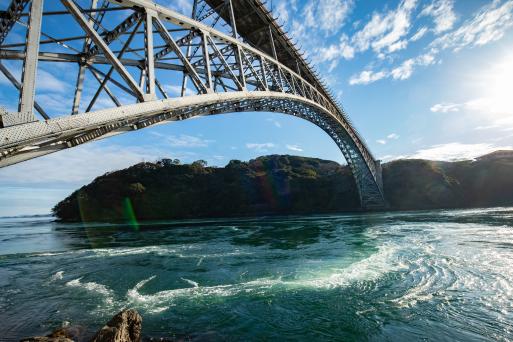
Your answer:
[0,0,385,209]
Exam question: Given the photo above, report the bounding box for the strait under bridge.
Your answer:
[0,0,385,209]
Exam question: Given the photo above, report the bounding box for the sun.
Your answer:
[482,54,513,116]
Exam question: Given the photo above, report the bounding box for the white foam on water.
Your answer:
[90,246,178,258]
[122,245,406,314]
[133,275,156,291]
[50,271,64,282]
[87,245,250,261]
[125,275,274,314]
[181,278,199,288]
[292,244,406,289]
[65,278,114,304]
[34,252,66,257]
[196,257,204,266]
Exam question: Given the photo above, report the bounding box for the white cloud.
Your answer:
[36,92,73,115]
[350,1,512,85]
[314,34,355,67]
[350,52,436,85]
[391,58,415,80]
[286,144,303,152]
[376,133,399,145]
[0,131,233,188]
[352,0,418,55]
[246,142,275,153]
[164,84,196,97]
[411,26,428,41]
[349,70,387,85]
[432,0,513,51]
[409,142,513,161]
[431,97,513,117]
[37,69,68,92]
[0,143,165,185]
[291,0,353,44]
[314,0,354,34]
[151,132,213,147]
[474,124,500,131]
[420,0,457,34]
[266,118,282,128]
[417,52,437,65]
[275,1,291,23]
[0,62,69,93]
[388,39,408,52]
[162,0,192,15]
[430,102,461,113]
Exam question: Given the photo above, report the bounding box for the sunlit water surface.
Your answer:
[1,208,513,341]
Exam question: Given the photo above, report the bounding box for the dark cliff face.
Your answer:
[383,151,513,210]
[53,151,513,222]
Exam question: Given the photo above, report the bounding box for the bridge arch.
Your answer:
[0,0,385,208]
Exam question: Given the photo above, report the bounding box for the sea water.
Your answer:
[1,208,513,340]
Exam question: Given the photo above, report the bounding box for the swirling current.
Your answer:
[1,208,513,340]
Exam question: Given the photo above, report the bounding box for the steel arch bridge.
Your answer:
[0,0,385,209]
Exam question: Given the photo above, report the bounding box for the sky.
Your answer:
[1,0,513,216]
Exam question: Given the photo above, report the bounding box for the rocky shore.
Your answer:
[21,309,142,342]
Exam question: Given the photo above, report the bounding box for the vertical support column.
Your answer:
[181,0,198,96]
[234,46,246,90]
[226,0,245,90]
[289,72,296,94]
[267,26,283,92]
[139,68,146,89]
[71,64,86,114]
[72,0,98,114]
[268,26,278,60]
[201,31,212,90]
[144,9,156,100]
[277,66,285,91]
[17,0,44,124]
[226,0,238,39]
[259,56,268,91]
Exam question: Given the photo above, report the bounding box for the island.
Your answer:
[53,151,513,221]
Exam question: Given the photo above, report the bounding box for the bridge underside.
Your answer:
[0,91,384,208]
[0,0,385,209]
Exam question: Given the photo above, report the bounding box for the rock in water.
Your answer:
[91,309,142,342]
[20,326,79,341]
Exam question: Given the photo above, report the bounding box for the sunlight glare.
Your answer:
[480,54,513,116]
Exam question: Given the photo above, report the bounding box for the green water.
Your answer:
[1,208,513,340]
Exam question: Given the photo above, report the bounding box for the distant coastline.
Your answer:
[0,214,53,219]
[53,151,513,222]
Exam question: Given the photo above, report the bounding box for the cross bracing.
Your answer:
[0,0,385,209]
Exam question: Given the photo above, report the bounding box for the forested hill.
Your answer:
[53,151,513,221]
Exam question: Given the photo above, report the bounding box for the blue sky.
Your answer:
[1,0,513,216]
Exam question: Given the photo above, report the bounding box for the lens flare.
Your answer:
[123,197,139,231]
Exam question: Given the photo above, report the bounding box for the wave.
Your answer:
[296,244,405,289]
[50,271,64,282]
[181,278,199,288]
[65,277,114,305]
[88,245,250,260]
[124,245,404,314]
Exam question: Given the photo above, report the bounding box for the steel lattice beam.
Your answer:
[0,0,385,209]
